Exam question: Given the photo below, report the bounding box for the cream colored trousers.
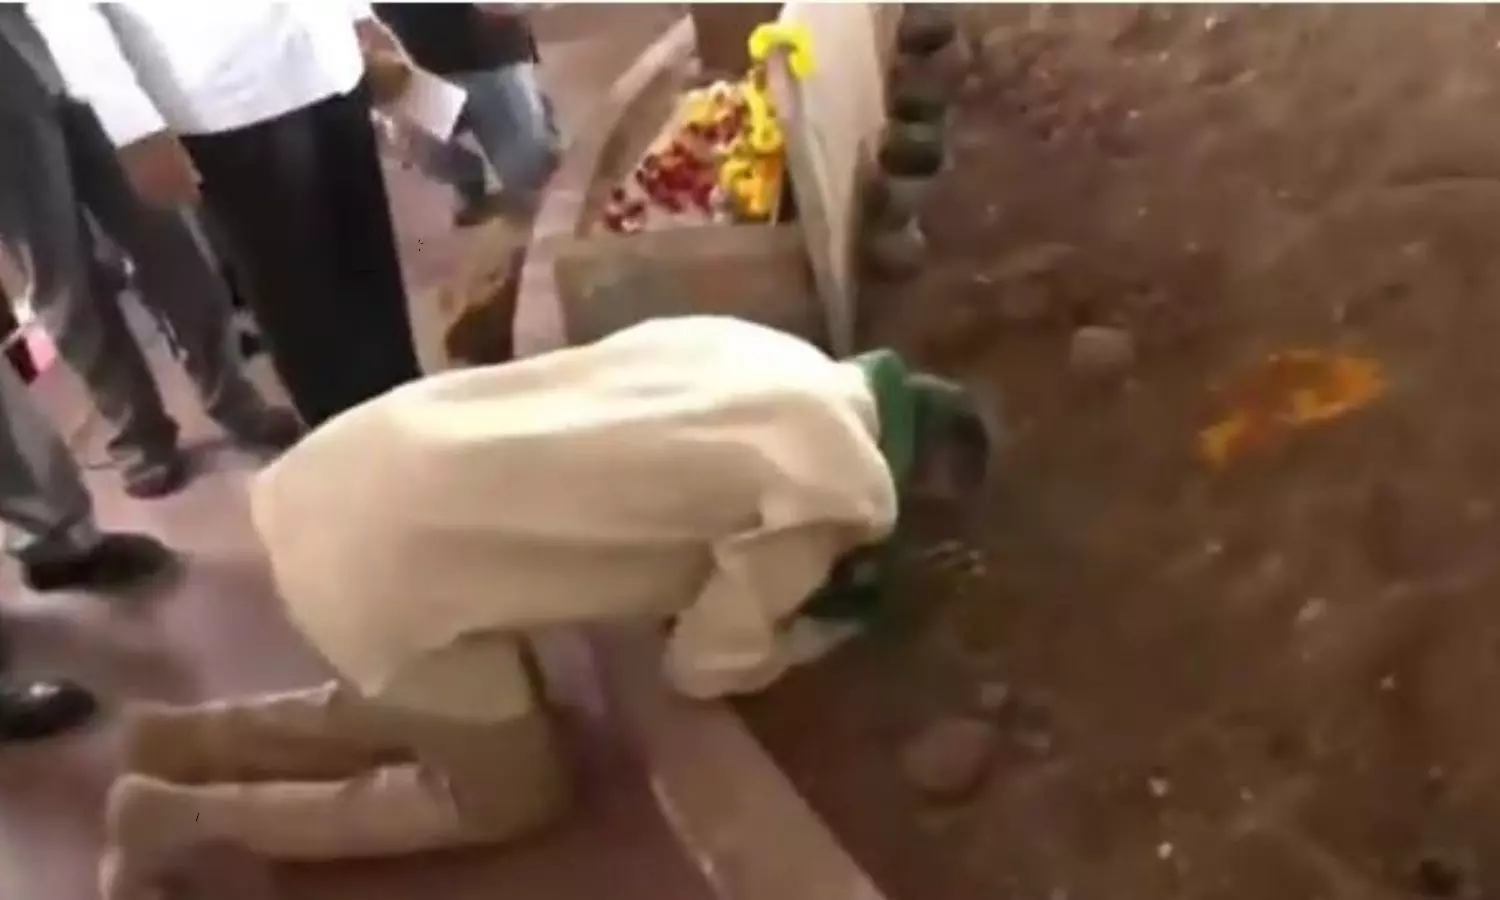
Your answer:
[101,633,570,900]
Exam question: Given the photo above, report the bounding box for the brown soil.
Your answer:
[738,7,1500,900]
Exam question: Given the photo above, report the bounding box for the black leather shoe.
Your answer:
[454,192,507,229]
[0,678,97,743]
[227,406,304,453]
[122,452,189,500]
[22,532,176,593]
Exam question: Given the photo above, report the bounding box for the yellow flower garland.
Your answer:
[716,22,814,221]
[612,21,814,229]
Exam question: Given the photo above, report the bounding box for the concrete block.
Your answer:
[554,223,822,346]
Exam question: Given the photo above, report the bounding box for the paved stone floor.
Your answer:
[0,6,713,899]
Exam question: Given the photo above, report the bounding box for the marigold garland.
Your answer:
[602,21,813,232]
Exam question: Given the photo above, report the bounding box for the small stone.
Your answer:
[900,716,1000,802]
[1295,597,1328,627]
[977,681,1014,716]
[1157,841,1175,861]
[1424,766,1448,797]
[985,242,1077,282]
[921,540,966,563]
[1412,854,1465,898]
[996,284,1054,323]
[863,219,929,282]
[1014,726,1054,756]
[1069,325,1137,379]
[1147,774,1171,798]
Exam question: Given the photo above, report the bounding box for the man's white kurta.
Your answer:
[251,317,899,705]
[26,2,371,145]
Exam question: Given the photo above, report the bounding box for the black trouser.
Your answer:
[0,282,36,383]
[182,86,421,427]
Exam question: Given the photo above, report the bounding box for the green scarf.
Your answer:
[801,349,969,622]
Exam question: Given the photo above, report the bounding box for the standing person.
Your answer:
[375,3,561,227]
[0,10,303,499]
[0,356,176,743]
[28,4,425,428]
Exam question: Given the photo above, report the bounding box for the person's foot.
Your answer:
[453,191,508,229]
[23,532,176,593]
[0,678,98,743]
[123,452,189,500]
[226,406,304,453]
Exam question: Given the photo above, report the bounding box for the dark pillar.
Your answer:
[689,4,782,76]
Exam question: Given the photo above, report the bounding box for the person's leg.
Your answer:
[121,681,401,785]
[0,351,102,568]
[0,106,185,498]
[100,683,485,900]
[84,210,133,299]
[184,89,421,427]
[0,359,173,591]
[57,101,302,453]
[100,636,568,898]
[188,207,266,361]
[400,117,493,220]
[454,61,561,213]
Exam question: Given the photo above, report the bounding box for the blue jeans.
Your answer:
[412,62,561,209]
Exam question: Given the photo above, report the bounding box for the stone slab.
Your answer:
[554,223,820,346]
[594,625,891,900]
[769,3,897,354]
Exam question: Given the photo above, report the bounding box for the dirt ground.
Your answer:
[737,6,1500,900]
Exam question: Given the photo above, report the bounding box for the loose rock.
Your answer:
[977,681,1014,716]
[900,716,1000,801]
[1069,325,1137,379]
[985,242,1078,283]
[1411,854,1465,898]
[996,283,1055,323]
[863,219,929,282]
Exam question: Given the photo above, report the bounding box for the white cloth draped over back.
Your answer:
[250,317,899,712]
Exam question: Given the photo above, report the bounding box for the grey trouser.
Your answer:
[406,62,561,207]
[0,100,267,469]
[0,356,98,563]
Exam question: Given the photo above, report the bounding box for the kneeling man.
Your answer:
[101,316,995,899]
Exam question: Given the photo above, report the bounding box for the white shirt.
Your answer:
[250,317,899,705]
[26,2,372,146]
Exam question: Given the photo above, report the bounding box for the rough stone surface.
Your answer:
[976,681,1014,717]
[1068,325,1137,378]
[977,243,1079,323]
[862,219,928,282]
[899,716,1000,802]
[772,2,895,353]
[986,243,1078,283]
[554,224,819,346]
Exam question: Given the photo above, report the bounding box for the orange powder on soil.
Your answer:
[1199,349,1386,469]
